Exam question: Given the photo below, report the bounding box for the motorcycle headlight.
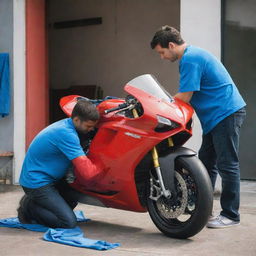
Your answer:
[186,118,193,130]
[155,115,180,132]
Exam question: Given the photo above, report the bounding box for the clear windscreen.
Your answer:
[127,74,173,102]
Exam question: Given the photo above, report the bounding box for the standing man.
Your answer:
[150,25,246,228]
[18,100,102,228]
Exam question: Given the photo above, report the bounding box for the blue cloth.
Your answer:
[75,210,91,222]
[0,217,48,232]
[0,211,89,232]
[0,53,10,117]
[179,45,246,134]
[19,118,85,188]
[44,227,120,250]
[0,211,119,250]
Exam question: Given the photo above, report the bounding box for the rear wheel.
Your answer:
[147,156,213,239]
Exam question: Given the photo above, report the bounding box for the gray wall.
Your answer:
[47,0,180,97]
[0,0,14,176]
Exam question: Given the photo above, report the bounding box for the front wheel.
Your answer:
[147,156,213,239]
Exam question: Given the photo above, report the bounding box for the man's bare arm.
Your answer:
[174,91,194,103]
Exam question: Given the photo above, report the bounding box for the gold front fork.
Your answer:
[168,137,174,147]
[151,137,174,167]
[132,109,139,118]
[151,138,173,199]
[151,147,160,168]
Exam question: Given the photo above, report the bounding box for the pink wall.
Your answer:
[26,0,48,148]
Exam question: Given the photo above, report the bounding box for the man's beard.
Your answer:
[76,127,89,134]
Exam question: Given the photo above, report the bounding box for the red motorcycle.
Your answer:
[60,74,213,239]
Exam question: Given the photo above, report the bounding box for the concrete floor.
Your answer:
[0,181,255,256]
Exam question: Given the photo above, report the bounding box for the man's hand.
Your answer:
[174,91,194,103]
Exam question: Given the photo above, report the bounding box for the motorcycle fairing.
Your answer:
[60,76,194,212]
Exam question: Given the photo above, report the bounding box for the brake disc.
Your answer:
[156,171,188,219]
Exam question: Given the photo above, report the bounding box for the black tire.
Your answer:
[147,156,213,239]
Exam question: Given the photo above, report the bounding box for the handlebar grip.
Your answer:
[104,103,128,114]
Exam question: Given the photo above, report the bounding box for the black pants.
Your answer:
[22,180,79,228]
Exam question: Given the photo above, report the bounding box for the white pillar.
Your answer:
[13,0,26,184]
[180,0,221,152]
[180,0,221,58]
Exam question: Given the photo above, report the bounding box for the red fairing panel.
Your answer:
[59,95,80,117]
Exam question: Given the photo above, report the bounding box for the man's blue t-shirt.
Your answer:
[179,46,246,134]
[19,118,85,188]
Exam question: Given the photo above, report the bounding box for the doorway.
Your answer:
[46,0,180,123]
[222,0,256,179]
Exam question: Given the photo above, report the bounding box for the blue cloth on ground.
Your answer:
[0,210,119,250]
[0,210,89,232]
[0,53,10,117]
[74,210,90,222]
[44,226,120,250]
[0,217,49,232]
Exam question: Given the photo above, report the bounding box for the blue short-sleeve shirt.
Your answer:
[19,118,85,188]
[179,46,246,134]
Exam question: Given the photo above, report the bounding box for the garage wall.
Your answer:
[47,0,180,97]
[0,0,13,153]
[0,0,14,181]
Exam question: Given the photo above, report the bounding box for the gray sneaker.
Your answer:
[208,213,216,221]
[207,215,240,228]
[208,210,218,221]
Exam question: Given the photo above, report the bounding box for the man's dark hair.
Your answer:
[150,25,185,49]
[71,100,99,122]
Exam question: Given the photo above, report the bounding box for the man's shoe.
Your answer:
[17,195,32,224]
[208,213,216,221]
[207,215,240,228]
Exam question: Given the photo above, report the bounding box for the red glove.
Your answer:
[72,155,104,186]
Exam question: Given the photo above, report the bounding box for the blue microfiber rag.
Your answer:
[0,210,120,250]
[0,53,10,117]
[0,211,89,232]
[44,226,120,250]
[74,210,90,222]
[0,217,48,232]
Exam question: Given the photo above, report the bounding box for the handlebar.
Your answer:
[104,103,128,114]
